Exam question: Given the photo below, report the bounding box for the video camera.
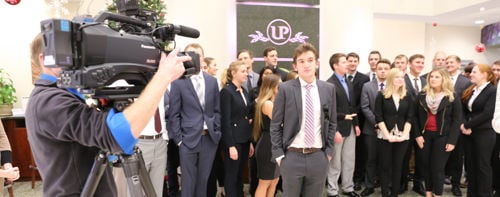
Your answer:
[40,0,200,100]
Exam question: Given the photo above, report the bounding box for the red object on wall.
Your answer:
[4,0,20,5]
[432,22,437,27]
[475,43,486,53]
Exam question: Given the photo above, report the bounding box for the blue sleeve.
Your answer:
[106,108,138,155]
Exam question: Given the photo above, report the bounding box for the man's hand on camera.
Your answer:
[158,48,190,83]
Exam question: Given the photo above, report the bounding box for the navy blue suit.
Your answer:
[167,72,221,197]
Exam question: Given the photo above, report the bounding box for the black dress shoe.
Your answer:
[327,195,339,197]
[452,186,463,196]
[360,188,374,197]
[343,191,360,197]
[399,182,408,194]
[354,182,362,191]
[412,187,426,196]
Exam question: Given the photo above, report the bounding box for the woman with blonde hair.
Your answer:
[220,60,254,197]
[414,68,462,197]
[374,68,414,197]
[253,74,281,197]
[460,64,497,197]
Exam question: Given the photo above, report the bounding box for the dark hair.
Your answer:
[368,50,381,59]
[377,58,392,68]
[293,43,319,64]
[409,54,425,63]
[237,49,254,59]
[257,66,277,87]
[464,64,473,73]
[329,53,346,71]
[346,52,359,60]
[263,46,277,57]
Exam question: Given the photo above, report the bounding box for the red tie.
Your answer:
[154,108,161,133]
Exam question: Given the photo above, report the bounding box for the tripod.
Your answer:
[81,147,157,197]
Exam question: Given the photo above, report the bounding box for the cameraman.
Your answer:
[26,33,189,196]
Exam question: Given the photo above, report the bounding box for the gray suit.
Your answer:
[360,80,382,189]
[270,78,337,197]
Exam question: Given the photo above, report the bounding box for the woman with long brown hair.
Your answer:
[460,64,497,197]
[253,74,281,197]
[414,68,462,197]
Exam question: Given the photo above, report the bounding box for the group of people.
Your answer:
[25,29,500,197]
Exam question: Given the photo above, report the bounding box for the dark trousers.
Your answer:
[401,137,425,188]
[281,151,329,197]
[492,134,500,196]
[364,134,379,189]
[224,142,250,197]
[420,131,450,195]
[167,139,180,196]
[354,133,366,184]
[207,142,224,197]
[179,136,218,197]
[378,139,409,196]
[464,129,496,197]
[249,153,258,196]
[445,133,464,187]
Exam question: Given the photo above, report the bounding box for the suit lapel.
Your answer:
[292,79,303,125]
[187,75,203,110]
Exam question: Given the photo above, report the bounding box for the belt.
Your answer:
[202,129,209,135]
[288,147,321,154]
[138,133,163,140]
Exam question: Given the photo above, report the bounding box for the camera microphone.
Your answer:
[164,24,200,38]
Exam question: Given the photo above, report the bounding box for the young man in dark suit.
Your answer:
[270,43,336,197]
[445,55,471,196]
[345,52,370,191]
[167,61,221,197]
[401,54,427,196]
[326,53,361,197]
[263,46,289,81]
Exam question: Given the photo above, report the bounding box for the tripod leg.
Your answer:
[81,152,109,197]
[122,148,157,197]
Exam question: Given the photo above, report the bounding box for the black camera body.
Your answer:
[40,2,200,99]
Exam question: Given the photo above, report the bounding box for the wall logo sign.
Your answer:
[248,19,309,45]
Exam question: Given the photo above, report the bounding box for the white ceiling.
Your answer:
[374,0,500,27]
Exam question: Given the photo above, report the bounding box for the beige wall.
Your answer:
[1,0,499,108]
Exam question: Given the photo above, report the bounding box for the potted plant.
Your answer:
[0,68,17,116]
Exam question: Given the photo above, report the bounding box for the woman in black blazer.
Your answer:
[460,64,497,197]
[220,60,254,197]
[374,68,414,197]
[414,68,462,197]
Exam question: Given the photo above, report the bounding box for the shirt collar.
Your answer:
[334,72,345,81]
[191,71,204,79]
[299,77,316,87]
[474,82,490,92]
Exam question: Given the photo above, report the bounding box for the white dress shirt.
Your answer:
[289,78,323,149]
[468,82,489,112]
[493,84,500,133]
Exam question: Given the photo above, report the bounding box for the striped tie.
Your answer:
[304,84,315,147]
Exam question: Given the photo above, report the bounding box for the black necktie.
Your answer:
[372,73,376,81]
[348,75,353,82]
[247,75,252,91]
[414,78,420,93]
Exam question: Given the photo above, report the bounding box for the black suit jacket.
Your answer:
[220,82,252,148]
[327,74,359,137]
[405,74,427,101]
[374,92,414,131]
[350,72,370,128]
[463,83,497,131]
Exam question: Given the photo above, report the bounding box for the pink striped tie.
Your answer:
[304,84,315,147]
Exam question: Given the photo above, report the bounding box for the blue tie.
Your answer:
[341,78,350,101]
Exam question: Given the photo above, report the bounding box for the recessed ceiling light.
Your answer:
[480,7,485,11]
[474,20,485,24]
